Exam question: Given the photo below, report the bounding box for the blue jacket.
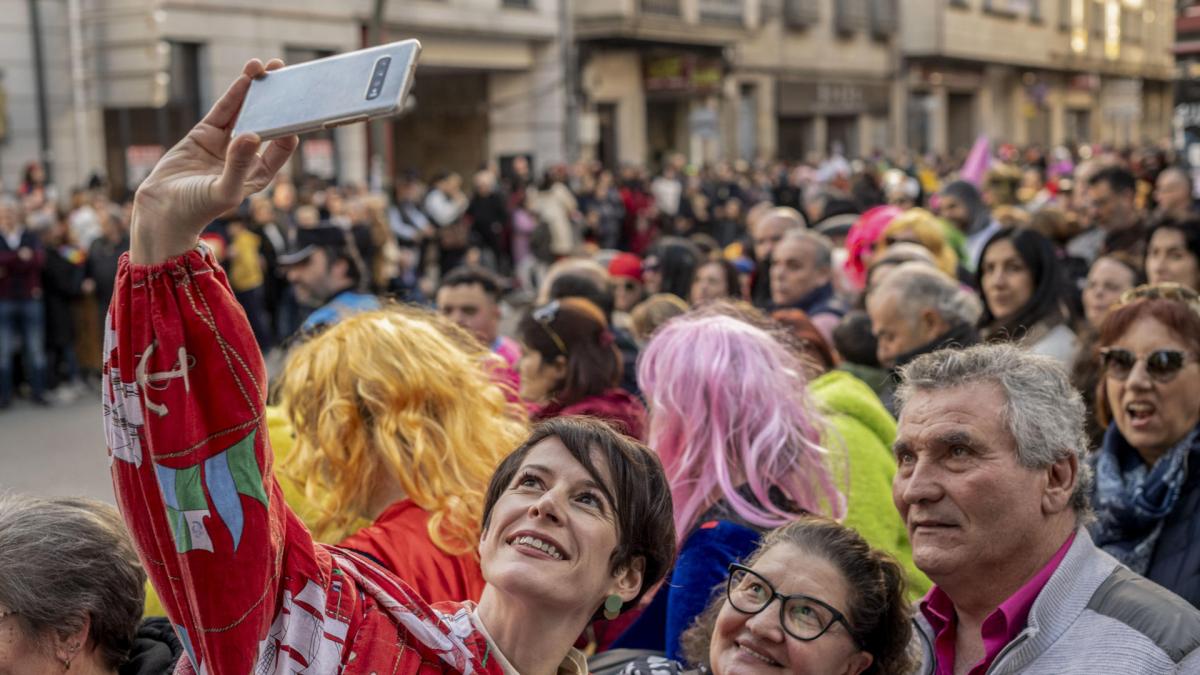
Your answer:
[773,281,846,321]
[612,519,760,660]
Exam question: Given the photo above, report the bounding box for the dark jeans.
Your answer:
[0,298,47,404]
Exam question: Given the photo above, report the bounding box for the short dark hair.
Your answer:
[518,298,622,406]
[548,272,615,319]
[1088,166,1137,195]
[832,311,881,368]
[439,265,504,303]
[1145,218,1200,271]
[481,417,676,614]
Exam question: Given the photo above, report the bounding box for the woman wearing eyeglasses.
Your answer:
[1089,283,1200,608]
[517,297,646,440]
[616,518,914,675]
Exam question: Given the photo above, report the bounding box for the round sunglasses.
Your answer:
[1099,347,1197,383]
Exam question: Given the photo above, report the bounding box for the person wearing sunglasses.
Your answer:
[1090,283,1200,608]
[611,518,913,675]
[517,297,646,440]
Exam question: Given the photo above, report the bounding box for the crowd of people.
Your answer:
[2,58,1200,674]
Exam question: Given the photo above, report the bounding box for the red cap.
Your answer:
[608,252,643,281]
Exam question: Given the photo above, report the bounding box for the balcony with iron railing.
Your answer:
[577,0,755,43]
[698,0,744,24]
[640,0,682,16]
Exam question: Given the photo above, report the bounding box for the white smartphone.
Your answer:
[232,39,421,140]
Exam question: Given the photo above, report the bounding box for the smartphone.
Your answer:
[232,39,421,140]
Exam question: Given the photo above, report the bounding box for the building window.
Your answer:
[868,0,898,38]
[949,0,970,7]
[1059,0,1071,29]
[502,0,531,6]
[641,0,681,14]
[698,0,744,24]
[983,0,1039,19]
[834,0,869,34]
[783,0,819,28]
[167,42,205,126]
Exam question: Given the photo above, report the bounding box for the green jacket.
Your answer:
[810,370,931,599]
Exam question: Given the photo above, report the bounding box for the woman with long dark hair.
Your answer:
[977,227,1079,367]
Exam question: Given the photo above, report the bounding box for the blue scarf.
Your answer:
[1090,424,1199,574]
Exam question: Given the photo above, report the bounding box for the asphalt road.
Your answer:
[0,389,116,503]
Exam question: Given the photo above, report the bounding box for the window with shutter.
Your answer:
[868,0,897,37]
[783,0,820,28]
[835,0,869,34]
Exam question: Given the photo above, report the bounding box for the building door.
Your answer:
[777,116,814,161]
[391,71,489,181]
[827,115,858,157]
[737,83,758,161]
[597,103,619,171]
[647,99,685,167]
[1066,109,1091,144]
[948,93,976,155]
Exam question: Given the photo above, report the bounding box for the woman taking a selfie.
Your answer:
[103,58,676,674]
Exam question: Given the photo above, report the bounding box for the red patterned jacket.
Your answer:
[103,246,509,674]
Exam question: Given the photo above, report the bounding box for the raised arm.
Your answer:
[104,59,313,672]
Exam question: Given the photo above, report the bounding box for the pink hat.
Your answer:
[608,252,643,282]
[844,205,902,290]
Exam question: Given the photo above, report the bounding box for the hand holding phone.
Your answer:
[232,39,422,140]
[131,59,298,265]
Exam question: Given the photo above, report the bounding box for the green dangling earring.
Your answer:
[603,594,623,620]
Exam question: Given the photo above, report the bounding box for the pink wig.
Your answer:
[844,205,902,290]
[638,314,845,541]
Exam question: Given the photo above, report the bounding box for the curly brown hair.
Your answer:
[679,517,916,675]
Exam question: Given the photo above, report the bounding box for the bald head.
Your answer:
[752,207,805,263]
[1156,168,1193,220]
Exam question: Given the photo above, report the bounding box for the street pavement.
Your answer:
[0,389,115,503]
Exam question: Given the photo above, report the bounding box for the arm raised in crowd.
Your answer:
[105,58,309,672]
[108,59,498,675]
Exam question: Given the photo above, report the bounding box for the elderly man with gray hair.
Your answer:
[867,262,981,371]
[769,229,846,343]
[893,344,1200,674]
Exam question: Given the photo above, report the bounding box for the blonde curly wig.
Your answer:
[276,304,529,554]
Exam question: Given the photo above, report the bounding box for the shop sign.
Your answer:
[908,67,982,91]
[689,108,719,138]
[644,54,724,94]
[778,80,889,116]
[1068,73,1101,93]
[302,138,336,180]
[126,145,165,187]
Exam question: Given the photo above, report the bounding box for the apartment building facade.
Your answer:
[900,0,1175,155]
[0,0,565,195]
[0,0,1180,191]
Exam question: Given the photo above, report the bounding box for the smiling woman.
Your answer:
[616,518,914,675]
[104,58,677,675]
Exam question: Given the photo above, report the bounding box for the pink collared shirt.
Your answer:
[920,532,1076,675]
